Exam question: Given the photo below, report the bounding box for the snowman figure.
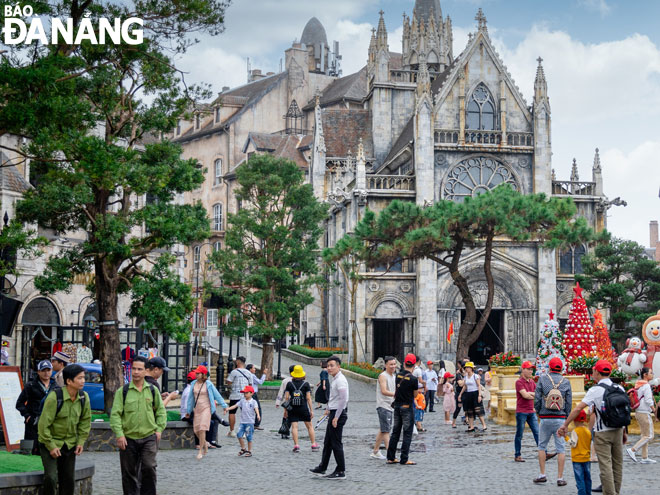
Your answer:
[642,310,660,386]
[616,337,646,376]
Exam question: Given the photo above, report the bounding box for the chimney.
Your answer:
[651,220,659,249]
[222,86,230,92]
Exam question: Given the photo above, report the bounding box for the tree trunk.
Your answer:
[95,260,122,415]
[453,237,496,362]
[260,335,274,380]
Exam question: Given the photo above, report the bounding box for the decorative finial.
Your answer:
[537,56,543,65]
[592,147,601,171]
[570,158,579,182]
[3,211,8,227]
[549,310,554,320]
[551,168,556,181]
[475,8,487,32]
[379,9,384,17]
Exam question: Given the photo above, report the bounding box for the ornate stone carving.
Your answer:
[368,281,379,292]
[400,282,412,293]
[434,152,448,167]
[517,157,530,169]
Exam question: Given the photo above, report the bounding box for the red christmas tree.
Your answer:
[593,309,617,366]
[562,283,597,361]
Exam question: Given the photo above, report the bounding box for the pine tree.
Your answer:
[593,309,617,366]
[562,283,597,362]
[535,310,565,375]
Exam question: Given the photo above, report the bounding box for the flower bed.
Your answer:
[342,362,381,379]
[288,344,346,358]
[489,351,521,367]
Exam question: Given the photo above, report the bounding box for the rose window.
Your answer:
[442,156,519,201]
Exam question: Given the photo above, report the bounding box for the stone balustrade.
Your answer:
[552,180,596,196]
[367,175,415,191]
[435,129,534,148]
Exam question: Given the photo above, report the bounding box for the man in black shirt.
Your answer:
[386,353,419,465]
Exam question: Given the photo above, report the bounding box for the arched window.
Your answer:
[466,83,496,130]
[214,159,222,185]
[558,245,587,274]
[442,156,520,201]
[213,203,223,231]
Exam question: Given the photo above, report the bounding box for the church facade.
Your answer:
[174,1,615,364]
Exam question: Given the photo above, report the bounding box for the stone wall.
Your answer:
[84,421,195,452]
[0,461,93,495]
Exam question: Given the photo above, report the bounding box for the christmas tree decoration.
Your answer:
[562,282,597,363]
[536,310,566,375]
[593,309,617,367]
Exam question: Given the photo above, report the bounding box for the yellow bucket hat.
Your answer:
[464,361,475,369]
[291,365,306,378]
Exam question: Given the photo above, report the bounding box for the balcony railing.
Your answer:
[552,181,596,196]
[367,175,415,191]
[435,129,534,148]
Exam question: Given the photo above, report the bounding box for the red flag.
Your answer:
[447,321,454,343]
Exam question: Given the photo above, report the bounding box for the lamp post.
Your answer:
[82,314,97,347]
[276,337,282,380]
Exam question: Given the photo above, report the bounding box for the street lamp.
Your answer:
[83,314,97,347]
[276,337,282,380]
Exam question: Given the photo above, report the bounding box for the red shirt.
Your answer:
[516,376,536,413]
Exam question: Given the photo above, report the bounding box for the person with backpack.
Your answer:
[559,360,629,495]
[283,365,319,453]
[110,355,167,495]
[534,357,572,486]
[185,365,228,459]
[626,367,656,464]
[37,364,91,495]
[16,360,56,454]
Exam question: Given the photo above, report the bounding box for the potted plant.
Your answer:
[488,352,522,375]
[569,356,597,376]
[609,368,626,385]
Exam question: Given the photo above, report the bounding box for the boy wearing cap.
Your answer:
[425,360,438,412]
[534,356,572,486]
[146,357,179,406]
[111,356,167,495]
[226,386,260,456]
[565,410,592,495]
[558,360,627,495]
[16,360,56,454]
[226,356,253,437]
[51,351,71,387]
[386,353,419,466]
[515,361,540,462]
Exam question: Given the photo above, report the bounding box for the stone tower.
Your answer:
[402,0,453,72]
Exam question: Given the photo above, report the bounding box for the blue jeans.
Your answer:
[237,423,254,442]
[573,461,591,495]
[515,412,539,457]
[387,405,414,464]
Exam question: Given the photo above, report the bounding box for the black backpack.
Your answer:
[37,387,86,424]
[122,383,157,413]
[291,381,304,407]
[596,383,631,428]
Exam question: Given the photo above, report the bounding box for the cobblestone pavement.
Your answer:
[84,394,657,494]
[85,342,656,494]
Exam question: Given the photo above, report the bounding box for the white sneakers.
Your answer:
[626,448,637,462]
[640,458,657,464]
[227,430,236,437]
[370,451,386,460]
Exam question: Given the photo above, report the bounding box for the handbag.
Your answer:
[278,417,290,436]
[281,398,293,412]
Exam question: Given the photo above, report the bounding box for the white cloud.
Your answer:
[578,0,612,17]
[602,142,660,247]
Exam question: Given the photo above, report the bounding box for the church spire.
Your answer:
[534,56,548,103]
[570,158,579,182]
[376,10,388,50]
[592,147,601,172]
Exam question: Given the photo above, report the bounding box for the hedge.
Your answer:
[342,363,381,379]
[288,344,337,358]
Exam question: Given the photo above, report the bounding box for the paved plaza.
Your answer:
[83,351,658,494]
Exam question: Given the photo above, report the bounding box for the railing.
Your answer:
[552,181,596,196]
[389,69,443,83]
[303,334,346,349]
[367,175,415,191]
[435,129,534,147]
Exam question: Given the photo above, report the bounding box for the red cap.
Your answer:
[575,410,588,423]
[549,357,563,371]
[521,361,534,369]
[443,372,454,379]
[427,360,433,365]
[186,371,197,381]
[404,353,417,365]
[593,359,612,374]
[241,385,255,394]
[194,365,208,375]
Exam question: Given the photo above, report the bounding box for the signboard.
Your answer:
[0,367,24,451]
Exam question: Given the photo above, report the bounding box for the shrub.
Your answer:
[288,344,339,358]
[342,362,381,379]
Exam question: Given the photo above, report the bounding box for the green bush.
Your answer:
[288,344,336,358]
[262,380,283,387]
[341,363,381,379]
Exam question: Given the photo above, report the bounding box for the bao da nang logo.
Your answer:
[3,4,143,45]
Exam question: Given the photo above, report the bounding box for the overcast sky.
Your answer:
[176,0,660,248]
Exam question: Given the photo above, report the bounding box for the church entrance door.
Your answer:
[373,319,403,363]
[462,309,504,365]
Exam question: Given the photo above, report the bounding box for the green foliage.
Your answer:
[209,154,328,340]
[576,236,660,343]
[0,221,47,279]
[288,344,336,358]
[341,363,381,379]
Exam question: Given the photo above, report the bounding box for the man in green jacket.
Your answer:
[110,355,167,495]
[37,363,91,495]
